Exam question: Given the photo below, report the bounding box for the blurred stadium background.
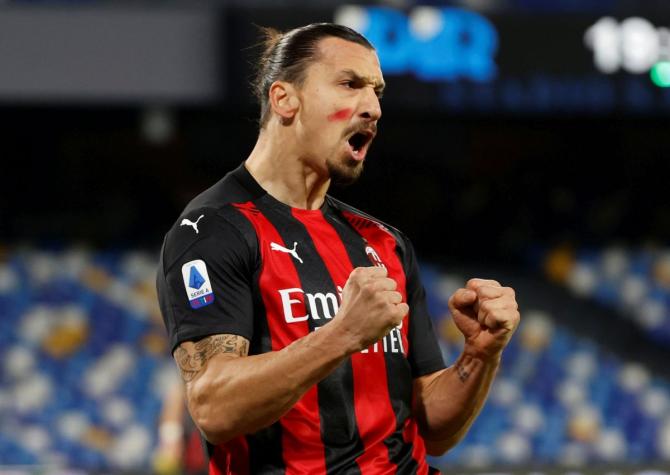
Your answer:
[2,0,670,473]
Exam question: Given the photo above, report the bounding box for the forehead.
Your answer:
[311,36,383,82]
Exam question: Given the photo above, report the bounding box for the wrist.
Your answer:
[462,340,503,364]
[158,420,184,445]
[309,319,359,358]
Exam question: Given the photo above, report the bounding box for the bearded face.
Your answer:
[291,37,384,185]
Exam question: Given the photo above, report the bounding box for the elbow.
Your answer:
[425,444,446,457]
[423,436,459,456]
[187,378,238,445]
[192,410,231,446]
[418,418,466,456]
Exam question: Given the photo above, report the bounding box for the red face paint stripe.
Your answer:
[341,211,429,470]
[233,202,327,475]
[327,108,353,122]
[292,209,398,474]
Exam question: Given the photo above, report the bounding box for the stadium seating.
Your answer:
[1,249,669,470]
[0,248,173,470]
[542,245,670,346]
[423,265,670,467]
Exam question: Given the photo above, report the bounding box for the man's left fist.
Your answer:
[448,278,520,359]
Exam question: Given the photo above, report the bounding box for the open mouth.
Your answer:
[346,130,374,160]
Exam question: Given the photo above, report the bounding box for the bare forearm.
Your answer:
[175,266,410,446]
[160,381,186,425]
[180,326,352,445]
[415,348,501,453]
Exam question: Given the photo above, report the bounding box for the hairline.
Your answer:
[259,34,376,128]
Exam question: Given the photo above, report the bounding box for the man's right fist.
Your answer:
[334,266,409,352]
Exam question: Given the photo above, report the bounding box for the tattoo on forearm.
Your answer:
[174,334,249,382]
[456,362,470,382]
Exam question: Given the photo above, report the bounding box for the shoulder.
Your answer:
[182,164,258,215]
[326,195,410,250]
[160,166,262,274]
[160,204,259,279]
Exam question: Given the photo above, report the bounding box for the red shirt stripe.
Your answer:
[234,203,327,475]
[341,211,430,472]
[208,437,250,475]
[292,209,398,474]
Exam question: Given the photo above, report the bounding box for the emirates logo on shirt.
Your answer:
[278,287,342,323]
[277,286,405,355]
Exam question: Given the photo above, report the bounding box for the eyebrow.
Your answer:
[340,69,386,95]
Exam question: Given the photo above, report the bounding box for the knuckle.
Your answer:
[448,289,462,306]
[361,283,376,296]
[359,266,373,275]
[447,298,457,312]
[501,294,518,309]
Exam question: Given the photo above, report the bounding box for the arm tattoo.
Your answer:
[174,334,249,383]
[455,356,475,383]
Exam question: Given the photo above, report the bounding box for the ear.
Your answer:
[268,81,300,122]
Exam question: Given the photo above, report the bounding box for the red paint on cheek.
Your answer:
[327,108,354,122]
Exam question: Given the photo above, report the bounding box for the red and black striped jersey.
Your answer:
[157,163,446,475]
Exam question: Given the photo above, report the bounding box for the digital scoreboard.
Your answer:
[333,6,670,114]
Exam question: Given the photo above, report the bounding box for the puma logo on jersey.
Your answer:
[180,214,204,234]
[270,241,303,264]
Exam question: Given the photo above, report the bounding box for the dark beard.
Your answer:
[328,157,364,186]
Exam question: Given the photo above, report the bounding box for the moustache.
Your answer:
[343,122,378,139]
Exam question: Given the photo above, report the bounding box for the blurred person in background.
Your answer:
[156,23,520,474]
[153,380,207,475]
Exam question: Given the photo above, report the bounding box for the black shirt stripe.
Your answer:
[254,197,364,475]
[323,209,419,475]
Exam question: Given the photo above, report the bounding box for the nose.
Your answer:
[359,87,382,122]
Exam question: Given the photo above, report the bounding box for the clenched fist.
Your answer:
[334,266,409,353]
[448,278,520,359]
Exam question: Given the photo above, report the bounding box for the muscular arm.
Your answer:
[413,349,500,455]
[173,266,408,446]
[413,279,519,455]
[174,329,350,445]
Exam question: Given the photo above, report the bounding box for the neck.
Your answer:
[245,124,330,210]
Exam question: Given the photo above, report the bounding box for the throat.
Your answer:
[245,133,331,210]
[250,164,329,210]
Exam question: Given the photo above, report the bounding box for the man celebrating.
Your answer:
[156,23,520,474]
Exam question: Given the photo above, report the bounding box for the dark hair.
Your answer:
[253,23,374,128]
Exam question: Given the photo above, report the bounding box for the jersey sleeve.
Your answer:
[156,208,257,354]
[402,235,446,378]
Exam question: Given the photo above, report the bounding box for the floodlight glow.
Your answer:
[650,61,670,87]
